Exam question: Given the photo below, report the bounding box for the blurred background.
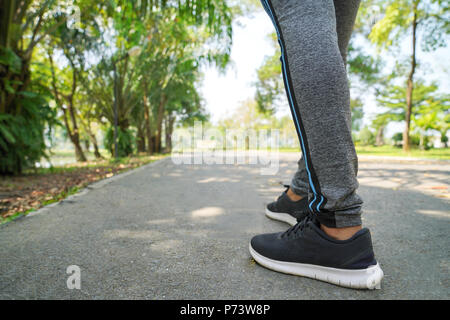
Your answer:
[0,0,449,220]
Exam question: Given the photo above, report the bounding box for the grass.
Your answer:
[355,145,450,160]
[40,149,109,167]
[0,185,82,225]
[277,145,450,160]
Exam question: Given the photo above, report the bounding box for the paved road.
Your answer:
[1,153,449,299]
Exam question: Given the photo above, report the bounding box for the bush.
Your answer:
[358,126,375,146]
[410,134,421,147]
[104,126,135,157]
[0,47,57,175]
[392,132,403,143]
[0,96,56,175]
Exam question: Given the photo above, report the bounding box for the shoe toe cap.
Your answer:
[266,202,276,212]
[250,232,281,258]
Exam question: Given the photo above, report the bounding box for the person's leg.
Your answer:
[289,0,361,202]
[252,0,383,289]
[265,184,309,226]
[289,156,309,199]
[264,0,362,229]
[334,0,361,66]
[318,0,363,238]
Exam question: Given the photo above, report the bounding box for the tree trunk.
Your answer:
[48,52,86,161]
[403,2,418,152]
[66,76,86,162]
[165,114,175,153]
[84,139,90,152]
[375,125,385,146]
[419,133,424,150]
[68,123,87,161]
[441,131,448,148]
[74,141,86,162]
[143,91,153,155]
[0,0,15,48]
[85,127,102,159]
[137,125,146,153]
[0,1,15,113]
[79,116,103,159]
[60,107,86,162]
[90,134,102,159]
[155,93,167,153]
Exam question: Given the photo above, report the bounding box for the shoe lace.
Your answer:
[281,212,313,239]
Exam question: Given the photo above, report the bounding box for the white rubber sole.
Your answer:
[265,207,298,226]
[249,243,383,290]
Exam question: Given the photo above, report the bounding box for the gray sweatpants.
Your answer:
[261,0,362,228]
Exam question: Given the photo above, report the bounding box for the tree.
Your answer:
[1,0,235,173]
[371,113,391,146]
[44,1,103,161]
[413,86,449,148]
[129,3,233,154]
[0,0,71,173]
[47,51,87,161]
[76,92,104,159]
[359,126,376,146]
[375,79,449,148]
[350,98,364,132]
[369,0,449,151]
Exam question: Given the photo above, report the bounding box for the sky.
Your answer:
[199,9,450,137]
[199,12,274,124]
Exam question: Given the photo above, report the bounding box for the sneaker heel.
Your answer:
[366,264,383,290]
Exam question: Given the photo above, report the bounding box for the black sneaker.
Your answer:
[266,185,309,226]
[249,214,383,289]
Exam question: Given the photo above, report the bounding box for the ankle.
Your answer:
[286,187,303,202]
[320,224,362,241]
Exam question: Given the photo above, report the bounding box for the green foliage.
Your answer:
[104,126,135,157]
[350,98,364,131]
[1,0,234,174]
[369,0,412,50]
[409,133,422,146]
[0,0,67,174]
[0,96,56,174]
[412,85,450,137]
[392,132,404,142]
[369,0,449,52]
[254,33,283,115]
[2,0,449,175]
[0,43,58,174]
[374,79,449,135]
[361,0,449,150]
[80,1,233,154]
[358,126,376,146]
[391,132,426,147]
[347,44,383,86]
[0,47,21,74]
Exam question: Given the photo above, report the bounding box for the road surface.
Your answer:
[1,153,449,299]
